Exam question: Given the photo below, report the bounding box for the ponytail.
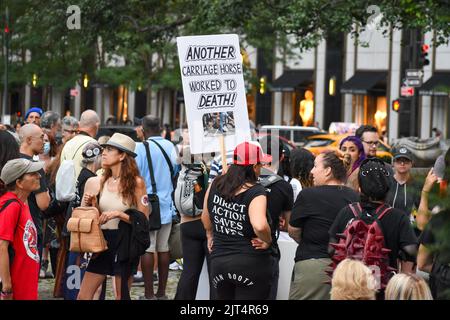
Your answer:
[0,179,16,197]
[321,151,347,183]
[0,179,7,197]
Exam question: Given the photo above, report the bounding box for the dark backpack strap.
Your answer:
[143,141,157,194]
[0,199,22,234]
[72,140,91,161]
[0,199,19,213]
[149,139,175,178]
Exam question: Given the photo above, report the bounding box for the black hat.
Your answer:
[393,146,413,162]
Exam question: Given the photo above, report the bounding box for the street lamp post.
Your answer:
[2,7,9,122]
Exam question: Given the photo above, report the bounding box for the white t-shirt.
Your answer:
[285,176,302,202]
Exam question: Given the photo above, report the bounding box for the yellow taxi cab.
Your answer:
[304,133,393,163]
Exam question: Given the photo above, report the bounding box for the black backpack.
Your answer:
[259,173,284,257]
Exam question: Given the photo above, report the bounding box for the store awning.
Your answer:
[419,72,450,96]
[271,70,314,92]
[340,71,387,95]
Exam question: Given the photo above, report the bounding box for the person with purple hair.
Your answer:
[339,136,366,191]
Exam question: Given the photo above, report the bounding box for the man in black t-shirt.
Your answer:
[18,124,50,260]
[329,158,418,274]
[259,135,294,299]
[418,209,450,299]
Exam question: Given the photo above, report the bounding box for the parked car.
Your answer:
[259,125,325,147]
[96,125,140,142]
[304,133,393,163]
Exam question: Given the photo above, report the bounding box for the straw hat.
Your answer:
[101,133,137,157]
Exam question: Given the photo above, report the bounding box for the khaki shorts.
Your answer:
[289,258,332,300]
[146,222,172,253]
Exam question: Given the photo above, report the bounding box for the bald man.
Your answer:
[60,109,100,178]
[19,124,51,260]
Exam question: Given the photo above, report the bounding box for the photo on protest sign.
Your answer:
[177,34,251,154]
[202,111,235,137]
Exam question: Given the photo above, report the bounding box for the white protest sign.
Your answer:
[177,34,251,154]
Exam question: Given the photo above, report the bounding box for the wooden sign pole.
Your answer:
[220,134,228,174]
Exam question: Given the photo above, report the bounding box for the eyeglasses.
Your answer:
[362,140,379,147]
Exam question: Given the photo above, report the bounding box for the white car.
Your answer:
[259,125,325,147]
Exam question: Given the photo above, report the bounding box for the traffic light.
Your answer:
[392,99,400,112]
[419,43,430,67]
[259,76,266,95]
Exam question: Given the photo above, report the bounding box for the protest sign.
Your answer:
[177,34,251,154]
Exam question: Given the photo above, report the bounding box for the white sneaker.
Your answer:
[169,261,180,271]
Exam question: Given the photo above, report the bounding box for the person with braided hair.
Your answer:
[329,158,418,292]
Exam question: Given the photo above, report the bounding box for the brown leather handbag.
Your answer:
[67,206,108,253]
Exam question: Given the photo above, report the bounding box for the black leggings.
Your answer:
[211,253,272,300]
[174,219,212,300]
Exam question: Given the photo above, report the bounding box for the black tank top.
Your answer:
[207,182,270,257]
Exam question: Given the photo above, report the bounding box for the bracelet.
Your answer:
[0,290,12,296]
[422,190,429,194]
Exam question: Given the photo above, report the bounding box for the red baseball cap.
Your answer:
[233,141,272,166]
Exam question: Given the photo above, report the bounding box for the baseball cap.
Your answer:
[393,146,413,162]
[233,141,272,166]
[0,158,44,185]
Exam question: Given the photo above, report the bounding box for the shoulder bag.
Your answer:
[144,141,162,231]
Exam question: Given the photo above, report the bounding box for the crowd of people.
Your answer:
[1,108,450,301]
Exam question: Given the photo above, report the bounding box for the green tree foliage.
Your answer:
[1,0,449,91]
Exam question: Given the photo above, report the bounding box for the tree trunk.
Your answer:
[146,79,152,115]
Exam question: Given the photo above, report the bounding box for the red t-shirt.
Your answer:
[0,192,40,300]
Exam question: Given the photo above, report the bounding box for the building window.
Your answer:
[352,95,387,132]
[432,96,450,139]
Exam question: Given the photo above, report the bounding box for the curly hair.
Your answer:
[331,259,377,300]
[290,148,314,188]
[101,152,140,207]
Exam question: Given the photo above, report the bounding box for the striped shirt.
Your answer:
[208,150,234,184]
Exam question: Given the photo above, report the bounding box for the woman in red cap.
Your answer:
[202,141,273,300]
